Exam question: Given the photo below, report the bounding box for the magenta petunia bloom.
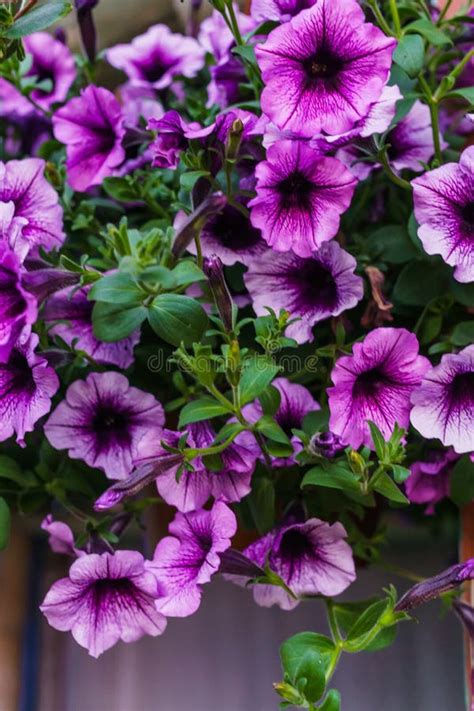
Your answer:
[40,551,167,657]
[255,0,396,138]
[198,6,255,64]
[186,201,266,267]
[134,424,257,513]
[52,85,126,192]
[328,328,430,449]
[0,158,65,253]
[237,377,319,466]
[147,110,214,170]
[249,140,356,256]
[251,0,316,22]
[244,241,364,343]
[410,346,474,455]
[412,146,474,283]
[43,285,140,368]
[405,448,457,514]
[147,501,237,617]
[44,371,165,479]
[0,243,37,361]
[230,518,355,610]
[23,32,76,110]
[0,202,29,262]
[0,331,59,446]
[106,25,205,91]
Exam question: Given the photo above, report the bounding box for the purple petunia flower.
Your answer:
[43,285,140,368]
[23,32,76,111]
[412,146,474,283]
[328,328,430,450]
[237,377,319,466]
[106,25,204,91]
[0,159,65,253]
[0,202,29,262]
[405,448,457,514]
[0,243,37,362]
[410,346,474,455]
[230,517,355,610]
[52,85,126,192]
[41,514,84,557]
[44,371,165,479]
[255,0,396,138]
[395,559,474,612]
[147,110,214,170]
[146,501,237,617]
[249,141,356,256]
[40,550,167,657]
[134,424,257,513]
[0,331,59,446]
[251,0,316,23]
[198,6,255,64]
[244,242,364,343]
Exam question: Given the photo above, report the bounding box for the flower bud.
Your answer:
[225,118,244,161]
[308,431,343,459]
[172,192,227,259]
[22,265,80,304]
[395,559,474,611]
[74,0,99,63]
[203,254,234,332]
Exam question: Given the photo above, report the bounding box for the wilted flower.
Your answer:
[44,371,165,479]
[107,25,205,91]
[52,86,125,192]
[309,431,343,459]
[44,285,140,368]
[0,158,65,253]
[250,0,316,23]
[146,501,237,617]
[0,331,59,445]
[412,145,474,283]
[0,243,37,362]
[41,550,167,657]
[328,328,430,449]
[249,140,356,256]
[230,518,355,610]
[255,0,395,138]
[395,559,474,611]
[244,241,364,343]
[410,345,474,455]
[23,32,76,110]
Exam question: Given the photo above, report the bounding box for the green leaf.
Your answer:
[405,19,452,46]
[302,408,329,435]
[301,464,360,492]
[178,397,233,427]
[170,261,206,287]
[372,471,409,504]
[451,280,474,307]
[4,2,72,38]
[450,456,474,507]
[180,170,210,191]
[367,225,419,263]
[393,34,425,78]
[392,464,411,484]
[258,384,281,416]
[247,476,275,534]
[445,87,474,106]
[319,690,341,711]
[280,633,336,704]
[148,293,208,347]
[0,498,11,550]
[345,599,390,647]
[452,321,474,346]
[92,302,147,342]
[102,177,139,202]
[0,456,26,485]
[239,356,280,406]
[368,421,387,460]
[255,415,291,445]
[89,272,144,304]
[232,44,257,66]
[393,260,451,306]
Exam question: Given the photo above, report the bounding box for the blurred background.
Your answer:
[0,1,470,709]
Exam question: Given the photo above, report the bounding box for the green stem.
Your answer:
[389,0,401,36]
[418,75,443,164]
[367,0,396,36]
[326,599,342,643]
[378,149,412,191]
[207,384,235,412]
[225,0,244,45]
[194,234,203,269]
[437,0,453,23]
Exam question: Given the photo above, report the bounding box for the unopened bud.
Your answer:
[226,118,244,160]
[203,254,234,332]
[172,192,227,259]
[395,559,474,612]
[309,431,343,459]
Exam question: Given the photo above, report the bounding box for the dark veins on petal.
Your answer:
[205,205,262,251]
[139,52,178,83]
[277,171,314,210]
[0,266,27,321]
[91,404,132,449]
[302,47,343,86]
[287,259,338,311]
[450,371,474,407]
[459,200,474,237]
[0,350,36,397]
[352,366,394,399]
[90,577,143,612]
[279,528,313,560]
